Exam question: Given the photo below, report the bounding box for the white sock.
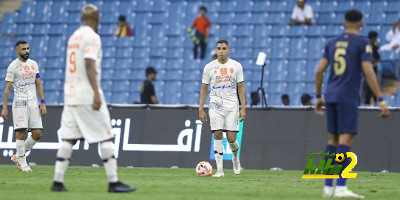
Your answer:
[100,141,119,183]
[229,140,239,159]
[324,186,334,193]
[16,139,28,167]
[214,139,223,173]
[54,142,73,183]
[24,136,37,153]
[336,186,347,193]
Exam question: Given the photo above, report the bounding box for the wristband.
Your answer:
[378,96,385,102]
[41,100,46,104]
[378,97,386,107]
[316,94,322,98]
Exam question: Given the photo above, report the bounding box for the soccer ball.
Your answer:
[196,161,213,176]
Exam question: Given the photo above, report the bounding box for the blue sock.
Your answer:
[336,144,351,186]
[324,145,337,187]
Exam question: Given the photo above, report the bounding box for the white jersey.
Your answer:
[5,58,39,107]
[291,4,314,23]
[65,26,103,105]
[202,58,244,110]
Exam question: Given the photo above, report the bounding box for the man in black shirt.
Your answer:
[365,31,381,105]
[140,67,159,104]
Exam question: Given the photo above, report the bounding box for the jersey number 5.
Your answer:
[333,48,346,76]
[69,51,77,73]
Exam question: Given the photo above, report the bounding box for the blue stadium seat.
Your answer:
[270,60,289,81]
[182,80,200,93]
[15,23,32,35]
[102,80,114,91]
[116,47,134,58]
[288,82,307,94]
[116,58,133,68]
[182,92,199,105]
[46,90,63,104]
[43,79,63,90]
[289,60,307,81]
[113,80,130,92]
[163,81,183,104]
[166,58,184,69]
[111,91,130,104]
[46,68,64,80]
[98,24,115,36]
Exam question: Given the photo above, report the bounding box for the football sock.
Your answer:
[100,141,119,183]
[324,145,337,187]
[229,140,239,159]
[16,139,28,168]
[336,144,351,187]
[24,136,37,153]
[214,139,223,173]
[54,142,73,183]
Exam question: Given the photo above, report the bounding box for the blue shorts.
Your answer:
[326,103,358,135]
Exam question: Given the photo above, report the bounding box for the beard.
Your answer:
[21,53,29,60]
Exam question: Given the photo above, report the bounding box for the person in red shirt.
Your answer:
[115,15,133,37]
[192,6,211,60]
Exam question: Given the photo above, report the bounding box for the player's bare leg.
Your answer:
[12,129,32,172]
[213,131,224,177]
[333,134,364,199]
[51,140,75,192]
[323,133,338,198]
[227,131,240,175]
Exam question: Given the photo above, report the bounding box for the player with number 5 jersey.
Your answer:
[315,9,390,199]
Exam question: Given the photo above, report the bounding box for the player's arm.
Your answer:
[35,76,47,116]
[85,58,101,110]
[237,82,246,121]
[150,95,159,104]
[314,58,329,115]
[1,82,13,120]
[199,83,208,123]
[362,61,390,118]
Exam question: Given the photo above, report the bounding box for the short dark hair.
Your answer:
[281,94,289,100]
[216,40,229,46]
[345,9,363,23]
[368,31,378,39]
[146,66,157,76]
[301,93,312,105]
[199,6,207,12]
[118,15,126,22]
[15,40,28,48]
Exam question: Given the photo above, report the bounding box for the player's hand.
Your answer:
[314,98,325,116]
[1,107,8,120]
[380,105,390,118]
[199,109,208,123]
[239,108,246,121]
[40,104,47,116]
[392,44,400,50]
[93,93,101,110]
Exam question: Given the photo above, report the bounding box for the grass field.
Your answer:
[0,165,399,200]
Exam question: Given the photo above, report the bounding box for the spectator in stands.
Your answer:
[140,67,159,104]
[191,6,211,60]
[364,31,381,105]
[281,94,290,106]
[115,15,133,37]
[380,21,400,51]
[290,0,314,25]
[301,93,312,106]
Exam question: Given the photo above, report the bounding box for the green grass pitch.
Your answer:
[0,165,399,200]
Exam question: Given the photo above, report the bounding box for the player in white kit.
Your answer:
[50,5,135,193]
[2,40,47,172]
[199,40,246,177]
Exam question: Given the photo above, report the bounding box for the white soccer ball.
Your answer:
[196,161,213,176]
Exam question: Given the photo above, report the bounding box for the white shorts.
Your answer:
[209,107,239,132]
[12,106,43,130]
[61,104,113,144]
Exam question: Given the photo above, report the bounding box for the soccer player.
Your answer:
[199,40,246,177]
[2,40,47,172]
[50,4,135,193]
[315,9,390,198]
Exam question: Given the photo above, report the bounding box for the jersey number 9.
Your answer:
[333,48,346,76]
[69,51,77,73]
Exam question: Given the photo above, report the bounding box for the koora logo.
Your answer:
[302,151,358,179]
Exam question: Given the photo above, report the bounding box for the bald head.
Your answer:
[81,4,99,31]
